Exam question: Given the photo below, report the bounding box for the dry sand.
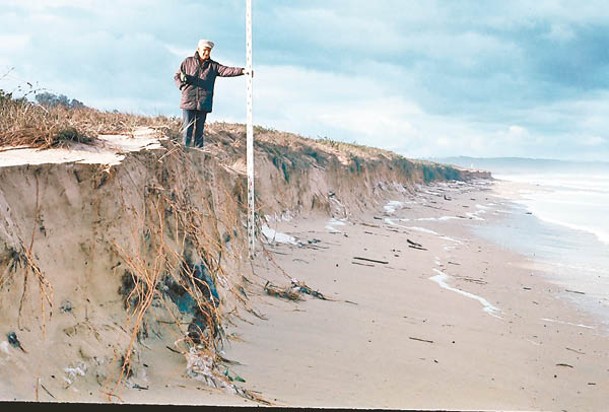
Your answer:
[216,180,609,411]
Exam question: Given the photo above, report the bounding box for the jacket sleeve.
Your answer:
[216,63,244,77]
[173,71,184,89]
[174,60,188,89]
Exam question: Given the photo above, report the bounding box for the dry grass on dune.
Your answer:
[0,87,467,186]
[0,91,182,149]
[0,83,387,162]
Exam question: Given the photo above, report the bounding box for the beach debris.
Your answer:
[186,347,223,387]
[185,347,270,404]
[361,222,381,228]
[223,368,246,383]
[455,276,487,285]
[159,258,223,346]
[263,279,327,301]
[238,285,248,298]
[191,262,220,306]
[424,204,448,211]
[409,336,434,344]
[407,239,427,251]
[565,289,586,295]
[166,345,182,354]
[218,354,242,365]
[352,256,389,265]
[7,331,27,353]
[40,383,56,400]
[566,347,585,355]
[264,281,302,301]
[271,250,289,255]
[352,261,375,267]
[299,240,328,250]
[556,363,574,368]
[60,299,73,313]
[291,278,327,300]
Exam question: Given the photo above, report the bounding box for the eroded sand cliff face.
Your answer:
[0,124,487,402]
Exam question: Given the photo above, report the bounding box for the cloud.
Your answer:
[0,34,31,69]
[0,34,31,52]
[581,136,607,147]
[544,23,576,42]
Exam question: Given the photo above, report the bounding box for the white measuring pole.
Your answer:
[245,0,255,258]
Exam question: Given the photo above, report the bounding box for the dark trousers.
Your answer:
[182,110,208,148]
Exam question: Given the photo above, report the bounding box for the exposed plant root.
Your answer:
[4,244,54,337]
[101,143,263,403]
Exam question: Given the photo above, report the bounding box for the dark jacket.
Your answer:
[174,51,244,112]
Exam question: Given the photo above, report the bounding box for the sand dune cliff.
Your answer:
[0,124,488,403]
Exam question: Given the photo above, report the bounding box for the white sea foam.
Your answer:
[430,269,501,318]
[416,216,459,222]
[264,211,295,223]
[497,172,609,246]
[261,225,298,245]
[440,236,464,245]
[541,318,596,330]
[406,226,439,235]
[63,362,87,386]
[384,200,404,215]
[466,211,485,221]
[326,218,347,233]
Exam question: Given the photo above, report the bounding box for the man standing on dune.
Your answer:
[174,39,250,148]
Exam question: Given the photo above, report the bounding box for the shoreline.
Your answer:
[483,178,609,330]
[219,179,609,410]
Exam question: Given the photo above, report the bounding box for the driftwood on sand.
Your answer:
[407,239,427,251]
[352,256,389,264]
[409,336,434,344]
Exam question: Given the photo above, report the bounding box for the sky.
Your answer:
[1,0,609,161]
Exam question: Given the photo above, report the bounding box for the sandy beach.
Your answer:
[1,134,606,411]
[214,179,609,411]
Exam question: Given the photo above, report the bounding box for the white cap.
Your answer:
[197,39,215,50]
